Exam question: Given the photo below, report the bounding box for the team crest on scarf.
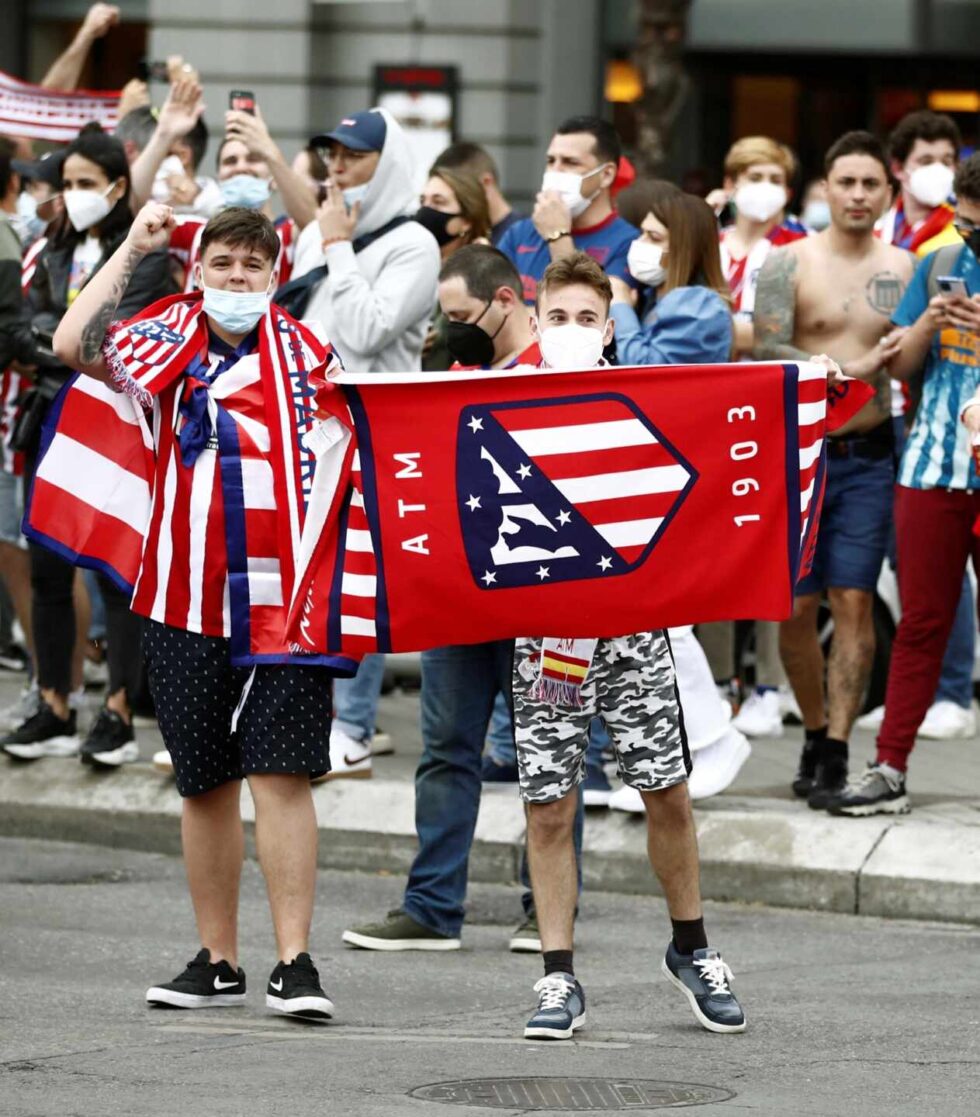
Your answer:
[456,395,697,590]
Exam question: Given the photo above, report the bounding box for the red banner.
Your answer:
[0,70,120,142]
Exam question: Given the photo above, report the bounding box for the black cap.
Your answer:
[12,150,66,188]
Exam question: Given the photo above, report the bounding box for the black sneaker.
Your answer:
[266,953,334,1021]
[661,943,746,1033]
[826,762,910,817]
[524,974,586,1040]
[80,708,138,768]
[509,913,542,953]
[1,701,78,760]
[791,740,818,798]
[806,755,848,810]
[146,948,246,1009]
[342,909,461,951]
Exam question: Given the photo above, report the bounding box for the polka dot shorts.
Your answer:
[144,619,332,798]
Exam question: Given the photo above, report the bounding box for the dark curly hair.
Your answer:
[954,152,980,204]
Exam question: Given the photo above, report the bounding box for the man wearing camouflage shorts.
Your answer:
[514,253,747,1041]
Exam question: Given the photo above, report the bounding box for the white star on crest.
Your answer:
[536,566,551,580]
[517,463,532,479]
[468,415,484,433]
[556,509,571,526]
[466,495,481,511]
[482,570,497,585]
[597,556,613,571]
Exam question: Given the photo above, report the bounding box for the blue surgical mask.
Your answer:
[342,181,370,209]
[13,192,45,245]
[220,173,271,210]
[802,200,831,231]
[201,284,270,335]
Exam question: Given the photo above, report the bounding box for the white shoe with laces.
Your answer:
[325,726,372,780]
[731,688,783,737]
[917,700,977,740]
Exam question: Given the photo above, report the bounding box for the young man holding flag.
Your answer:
[43,201,352,1021]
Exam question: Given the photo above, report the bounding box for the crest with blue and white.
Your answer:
[457,394,698,589]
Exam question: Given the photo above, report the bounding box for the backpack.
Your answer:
[925,241,965,298]
[273,214,413,320]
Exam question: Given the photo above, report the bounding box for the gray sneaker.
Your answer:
[524,974,586,1040]
[0,683,39,731]
[662,943,746,1033]
[341,909,460,951]
[826,762,910,817]
[509,914,542,953]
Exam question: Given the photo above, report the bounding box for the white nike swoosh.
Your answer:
[270,978,283,992]
[213,977,240,990]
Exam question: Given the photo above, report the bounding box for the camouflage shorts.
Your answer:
[513,631,690,804]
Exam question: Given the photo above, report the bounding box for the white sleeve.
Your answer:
[291,220,326,280]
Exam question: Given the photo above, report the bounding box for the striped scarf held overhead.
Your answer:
[26,293,356,670]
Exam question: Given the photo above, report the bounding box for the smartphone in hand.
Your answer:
[229,90,256,115]
[937,276,969,298]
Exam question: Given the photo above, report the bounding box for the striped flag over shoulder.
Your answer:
[288,360,830,657]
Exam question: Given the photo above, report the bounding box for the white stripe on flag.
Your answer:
[346,528,373,552]
[247,557,283,606]
[341,614,376,637]
[507,418,657,457]
[553,464,689,504]
[341,572,377,597]
[35,434,149,534]
[798,364,829,382]
[72,376,142,426]
[799,440,822,470]
[240,458,276,509]
[151,452,179,621]
[800,478,815,511]
[186,448,217,632]
[593,517,665,548]
[798,401,825,426]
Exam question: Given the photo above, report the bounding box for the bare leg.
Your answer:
[0,541,33,658]
[641,783,702,921]
[525,794,579,952]
[779,593,826,730]
[248,773,319,962]
[182,780,244,967]
[826,587,875,741]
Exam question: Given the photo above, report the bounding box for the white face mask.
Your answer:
[733,181,788,223]
[151,155,187,203]
[539,323,606,370]
[907,162,955,209]
[342,181,370,210]
[63,182,116,232]
[801,200,831,230]
[627,239,666,287]
[541,164,612,218]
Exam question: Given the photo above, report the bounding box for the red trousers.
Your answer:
[877,485,980,771]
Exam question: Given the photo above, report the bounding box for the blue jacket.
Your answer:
[609,285,732,366]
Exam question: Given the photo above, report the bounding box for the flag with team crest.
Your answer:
[287,360,830,657]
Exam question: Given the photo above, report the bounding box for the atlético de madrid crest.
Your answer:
[456,394,698,589]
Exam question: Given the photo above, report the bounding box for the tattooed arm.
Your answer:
[752,247,811,362]
[54,202,176,380]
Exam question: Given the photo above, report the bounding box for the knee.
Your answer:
[527,797,576,844]
[247,772,312,811]
[642,781,692,825]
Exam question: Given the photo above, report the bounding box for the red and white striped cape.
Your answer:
[26,293,356,671]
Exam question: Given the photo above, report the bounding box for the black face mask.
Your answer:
[446,299,507,367]
[416,205,462,247]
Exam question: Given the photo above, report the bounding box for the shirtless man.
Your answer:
[753,131,915,808]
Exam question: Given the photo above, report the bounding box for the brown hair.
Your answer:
[723,136,795,182]
[616,178,682,228]
[200,206,280,263]
[536,251,612,312]
[433,142,499,185]
[429,165,491,244]
[889,109,961,165]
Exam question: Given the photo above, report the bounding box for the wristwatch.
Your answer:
[545,229,571,243]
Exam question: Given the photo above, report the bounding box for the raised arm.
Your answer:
[130,79,205,208]
[752,247,810,362]
[224,108,317,230]
[53,202,175,379]
[41,4,120,90]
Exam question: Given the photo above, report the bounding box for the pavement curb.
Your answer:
[1,762,977,924]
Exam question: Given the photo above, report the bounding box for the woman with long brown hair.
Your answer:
[609,180,732,366]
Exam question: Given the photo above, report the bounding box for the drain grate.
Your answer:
[410,1077,734,1110]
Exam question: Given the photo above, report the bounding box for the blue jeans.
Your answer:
[333,653,385,741]
[403,640,584,938]
[936,575,975,707]
[487,691,609,772]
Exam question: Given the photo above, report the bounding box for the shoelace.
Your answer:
[533,975,574,1010]
[845,764,897,794]
[693,955,734,997]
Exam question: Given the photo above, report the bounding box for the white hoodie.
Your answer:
[292,108,440,374]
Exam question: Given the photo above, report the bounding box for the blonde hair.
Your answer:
[724,136,795,182]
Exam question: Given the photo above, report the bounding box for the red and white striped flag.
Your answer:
[0,70,120,142]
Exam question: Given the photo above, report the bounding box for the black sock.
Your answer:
[804,725,828,749]
[543,949,574,977]
[671,917,708,956]
[822,736,848,761]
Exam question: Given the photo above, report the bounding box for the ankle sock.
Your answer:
[671,916,708,956]
[543,950,574,977]
[804,725,828,748]
[821,736,848,761]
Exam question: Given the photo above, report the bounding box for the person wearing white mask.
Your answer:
[498,116,638,305]
[512,251,746,1042]
[2,128,173,770]
[48,202,345,1020]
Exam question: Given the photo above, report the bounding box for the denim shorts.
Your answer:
[797,452,894,595]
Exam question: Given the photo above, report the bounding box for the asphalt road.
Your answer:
[1,837,978,1117]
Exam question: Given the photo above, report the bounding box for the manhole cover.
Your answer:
[411,1077,734,1110]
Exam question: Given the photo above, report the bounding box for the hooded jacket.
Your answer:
[292,108,440,374]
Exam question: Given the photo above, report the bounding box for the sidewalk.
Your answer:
[1,673,978,924]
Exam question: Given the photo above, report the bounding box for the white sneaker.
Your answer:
[369,731,394,756]
[687,728,751,800]
[325,726,372,780]
[778,685,802,724]
[608,785,645,814]
[918,700,977,740]
[855,705,886,732]
[152,749,174,775]
[731,688,783,738]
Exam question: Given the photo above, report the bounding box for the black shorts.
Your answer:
[144,620,332,798]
